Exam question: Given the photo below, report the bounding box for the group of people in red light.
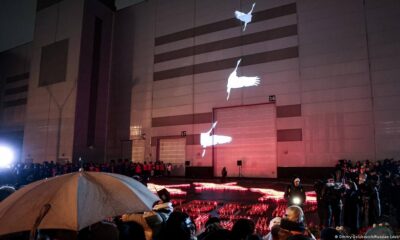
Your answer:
[0,159,173,187]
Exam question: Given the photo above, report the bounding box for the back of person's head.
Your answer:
[202,227,231,240]
[365,226,393,239]
[270,225,280,240]
[161,211,195,240]
[320,228,341,240]
[88,221,119,240]
[205,217,220,227]
[286,234,311,240]
[285,206,304,223]
[246,234,262,240]
[157,188,171,203]
[118,221,146,240]
[202,216,223,234]
[37,231,51,240]
[0,186,16,202]
[279,219,305,233]
[230,218,255,240]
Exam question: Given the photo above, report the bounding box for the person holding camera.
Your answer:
[284,178,306,207]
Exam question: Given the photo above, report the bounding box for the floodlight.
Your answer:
[0,145,15,168]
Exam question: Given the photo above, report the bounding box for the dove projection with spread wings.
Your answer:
[235,3,256,31]
[200,121,232,157]
[226,59,260,100]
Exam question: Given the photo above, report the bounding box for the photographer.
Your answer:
[284,178,306,207]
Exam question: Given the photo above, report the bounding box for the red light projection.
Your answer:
[193,182,248,191]
[147,183,188,197]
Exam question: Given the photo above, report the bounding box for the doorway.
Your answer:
[213,104,277,178]
[158,137,186,176]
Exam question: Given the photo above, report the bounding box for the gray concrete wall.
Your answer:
[22,0,84,163]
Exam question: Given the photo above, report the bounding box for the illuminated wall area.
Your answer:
[120,0,400,177]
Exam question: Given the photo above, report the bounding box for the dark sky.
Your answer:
[0,0,144,53]
[0,0,36,52]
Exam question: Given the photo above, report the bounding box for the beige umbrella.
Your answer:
[0,171,159,236]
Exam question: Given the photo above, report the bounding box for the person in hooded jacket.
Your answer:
[284,178,306,207]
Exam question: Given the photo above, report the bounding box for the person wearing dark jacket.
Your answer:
[230,219,256,240]
[367,175,381,225]
[197,217,230,240]
[221,167,227,183]
[314,180,327,227]
[160,211,196,240]
[379,170,393,216]
[359,175,381,227]
[284,178,306,207]
[342,181,361,234]
[392,176,400,228]
[320,228,342,240]
[322,177,344,227]
[278,219,313,240]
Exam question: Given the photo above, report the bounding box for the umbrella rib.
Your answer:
[81,173,119,223]
[104,173,154,210]
[81,173,154,221]
[0,173,76,235]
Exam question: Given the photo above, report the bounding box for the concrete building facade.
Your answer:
[0,0,399,177]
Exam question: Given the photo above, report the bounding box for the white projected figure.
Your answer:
[200,121,232,157]
[235,3,256,31]
[226,59,260,100]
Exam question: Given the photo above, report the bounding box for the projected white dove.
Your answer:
[200,121,232,157]
[226,59,260,100]
[235,3,256,31]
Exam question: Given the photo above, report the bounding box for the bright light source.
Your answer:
[0,145,14,168]
[292,197,301,205]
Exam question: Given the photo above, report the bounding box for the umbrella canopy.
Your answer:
[0,171,159,236]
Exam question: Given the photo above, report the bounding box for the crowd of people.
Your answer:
[0,187,325,240]
[313,159,400,234]
[0,158,400,239]
[0,160,173,187]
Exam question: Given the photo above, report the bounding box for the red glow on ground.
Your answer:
[149,182,317,203]
[193,182,248,191]
[150,182,319,236]
[147,183,188,197]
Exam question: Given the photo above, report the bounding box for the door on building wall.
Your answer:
[213,104,277,178]
[158,138,186,176]
[132,139,145,162]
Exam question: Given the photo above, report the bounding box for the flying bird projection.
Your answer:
[235,2,256,31]
[200,121,232,157]
[226,59,260,100]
